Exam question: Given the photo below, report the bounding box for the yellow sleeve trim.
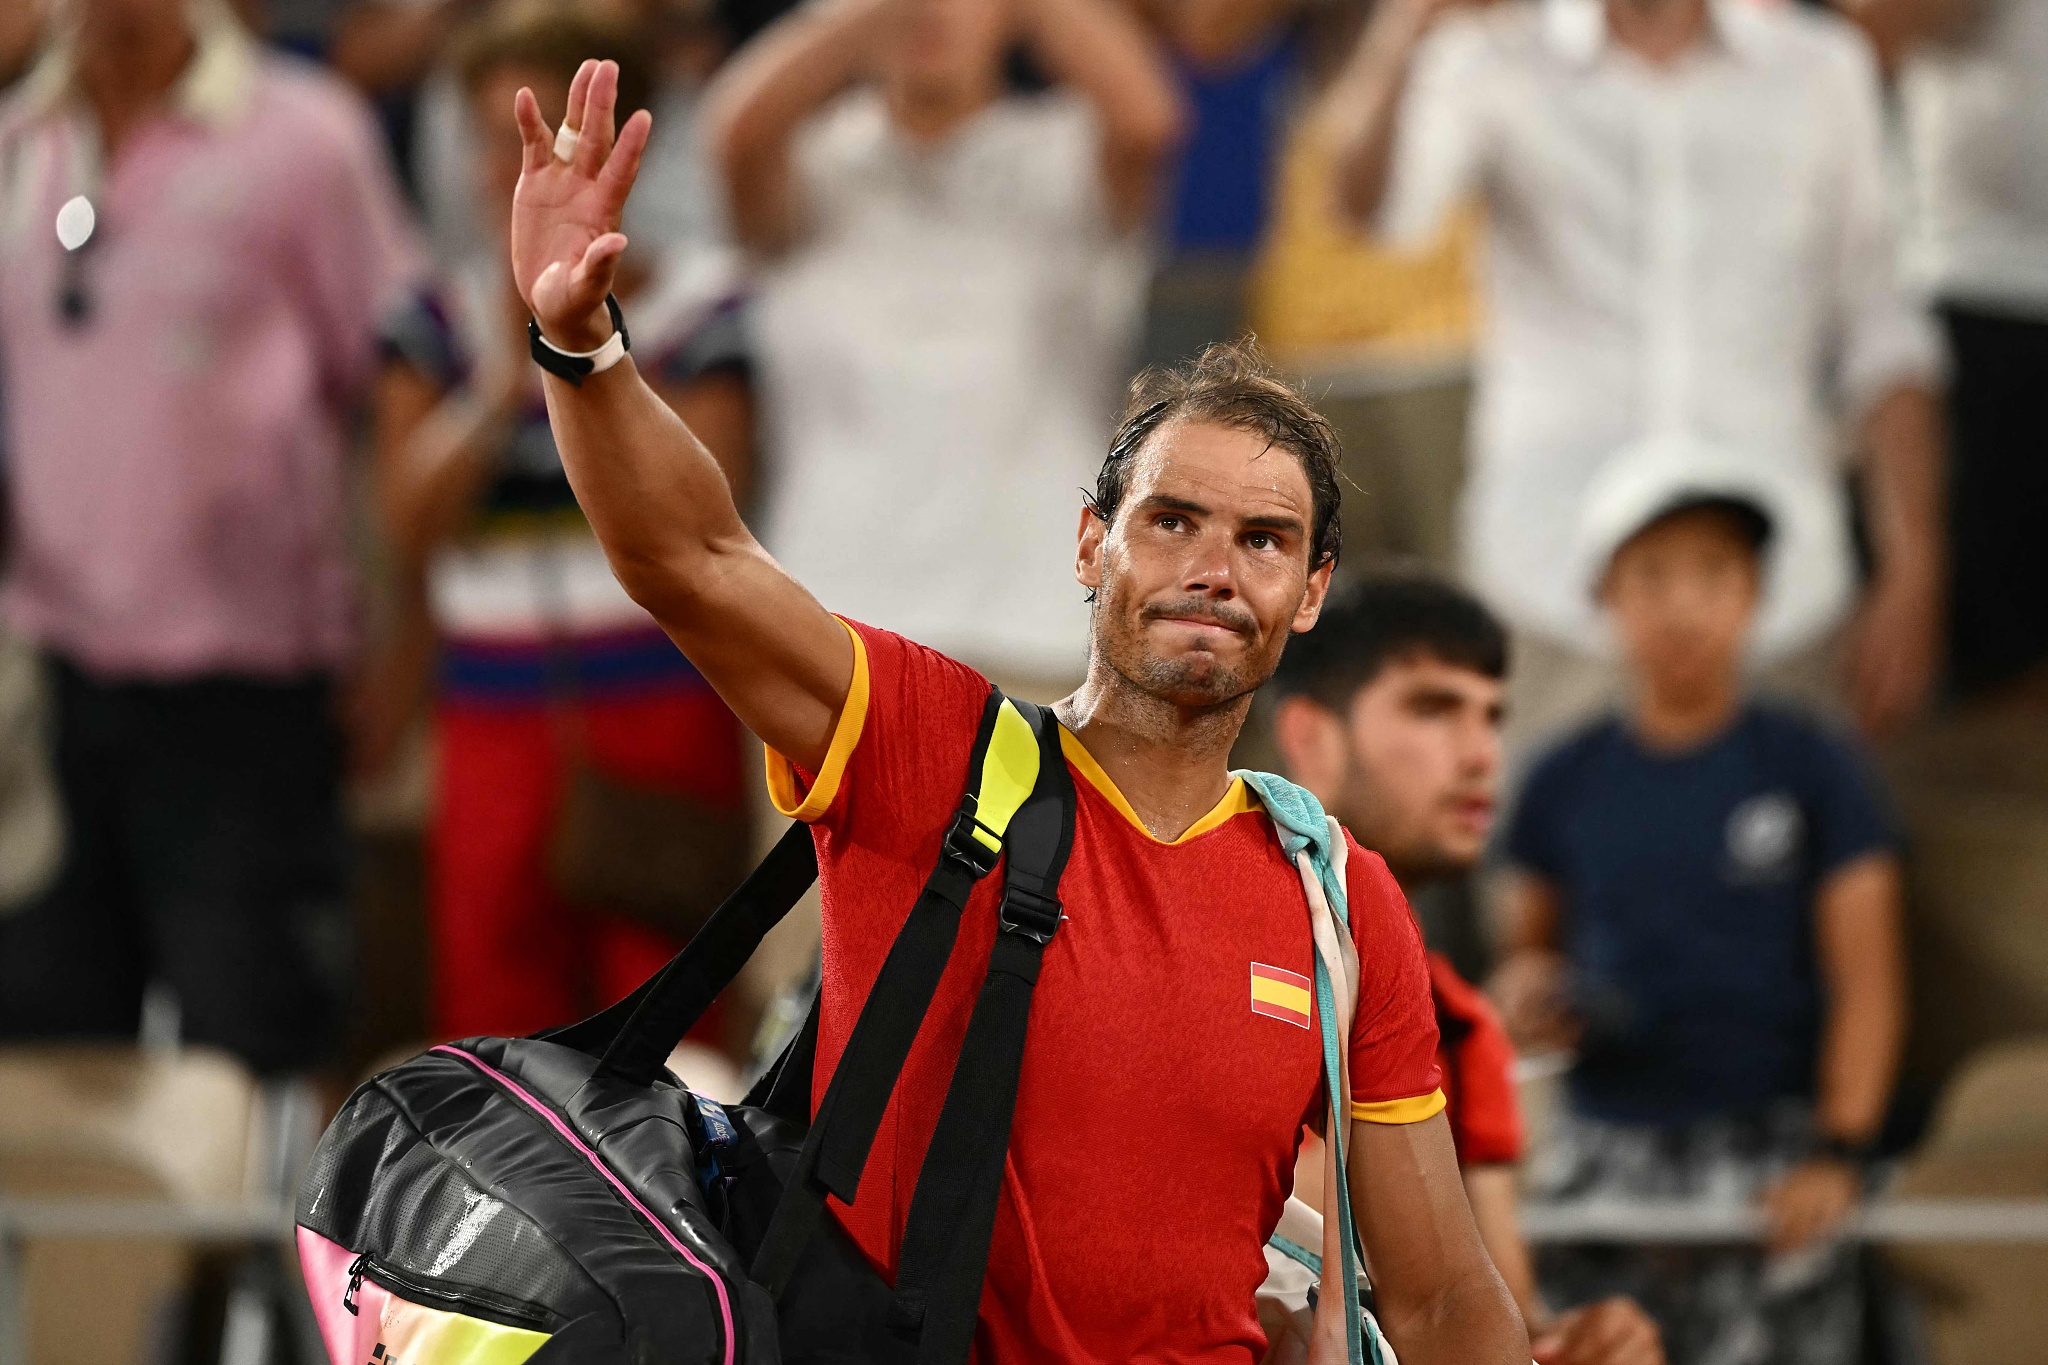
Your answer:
[1351,1089,1448,1125]
[764,618,870,823]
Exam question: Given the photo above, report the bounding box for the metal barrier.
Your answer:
[0,1200,296,1365]
[4,1194,2048,1364]
[1520,1197,2048,1244]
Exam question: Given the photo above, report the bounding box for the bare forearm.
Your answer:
[1816,982,1902,1142]
[1382,1275,1528,1365]
[514,60,850,766]
[1836,0,1976,71]
[1814,856,1907,1141]
[1860,384,1945,598]
[1021,0,1186,182]
[388,398,512,562]
[1464,1167,1546,1331]
[1351,1117,1528,1365]
[539,360,749,618]
[704,0,893,247]
[1166,0,1301,64]
[1322,0,1435,226]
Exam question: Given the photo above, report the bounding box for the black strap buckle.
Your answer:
[998,886,1063,945]
[943,803,1003,879]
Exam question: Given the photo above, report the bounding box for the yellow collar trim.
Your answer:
[1057,728,1259,845]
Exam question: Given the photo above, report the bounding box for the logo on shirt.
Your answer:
[1250,963,1312,1029]
[1724,792,1804,885]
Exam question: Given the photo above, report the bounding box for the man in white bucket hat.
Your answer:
[1492,448,1909,1364]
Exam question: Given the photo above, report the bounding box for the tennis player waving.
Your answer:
[511,54,1526,1365]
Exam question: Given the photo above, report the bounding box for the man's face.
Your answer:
[1601,508,1761,706]
[1278,657,1503,882]
[877,0,1015,103]
[1078,420,1332,709]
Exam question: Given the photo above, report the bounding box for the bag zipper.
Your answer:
[340,1251,559,1333]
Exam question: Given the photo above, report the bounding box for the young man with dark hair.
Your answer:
[1495,481,1908,1365]
[501,60,1526,1363]
[1271,576,1663,1365]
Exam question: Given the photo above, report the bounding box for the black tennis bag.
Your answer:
[296,690,1075,1365]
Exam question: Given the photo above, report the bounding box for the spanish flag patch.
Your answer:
[1250,963,1312,1029]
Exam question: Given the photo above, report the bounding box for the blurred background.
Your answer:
[0,0,2044,1360]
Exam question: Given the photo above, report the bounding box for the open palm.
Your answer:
[510,58,652,349]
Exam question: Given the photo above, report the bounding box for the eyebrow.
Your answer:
[1134,494,1210,518]
[1133,494,1306,536]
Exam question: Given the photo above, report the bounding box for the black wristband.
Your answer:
[528,294,630,387]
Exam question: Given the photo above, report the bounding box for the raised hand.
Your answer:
[510,58,652,352]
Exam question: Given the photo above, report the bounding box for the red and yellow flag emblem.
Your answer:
[1250,963,1312,1029]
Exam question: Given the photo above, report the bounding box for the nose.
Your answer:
[1181,527,1238,600]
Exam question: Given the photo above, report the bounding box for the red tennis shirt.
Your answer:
[767,622,1446,1363]
[1428,952,1525,1168]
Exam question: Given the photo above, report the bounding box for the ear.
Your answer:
[1076,505,1107,593]
[1291,557,1336,634]
[1271,695,1346,805]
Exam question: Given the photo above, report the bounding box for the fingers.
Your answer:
[563,58,596,138]
[1552,1300,1664,1365]
[575,59,617,178]
[1761,1175,1801,1252]
[514,86,553,174]
[574,232,631,290]
[598,108,653,212]
[1761,1168,1854,1254]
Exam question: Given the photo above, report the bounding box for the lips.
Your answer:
[1158,615,1242,636]
[1142,600,1255,639]
[1448,796,1496,830]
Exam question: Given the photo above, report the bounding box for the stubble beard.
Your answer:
[1091,596,1270,713]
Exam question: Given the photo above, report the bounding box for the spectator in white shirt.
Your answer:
[704,0,1184,694]
[1854,0,2048,703]
[1321,0,1947,744]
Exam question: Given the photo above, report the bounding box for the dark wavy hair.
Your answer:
[1270,573,1509,712]
[1088,338,1344,573]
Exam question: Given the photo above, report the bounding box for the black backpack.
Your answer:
[296,689,1076,1365]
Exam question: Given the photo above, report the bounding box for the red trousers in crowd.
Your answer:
[430,684,746,1040]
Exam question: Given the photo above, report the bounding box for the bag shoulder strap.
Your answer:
[883,698,1075,1364]
[750,688,1054,1294]
[540,818,819,1077]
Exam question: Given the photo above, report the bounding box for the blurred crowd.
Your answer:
[1,0,2047,1360]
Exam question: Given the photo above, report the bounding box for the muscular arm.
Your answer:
[1348,1114,1527,1365]
[512,59,851,770]
[701,0,898,254]
[1017,0,1187,231]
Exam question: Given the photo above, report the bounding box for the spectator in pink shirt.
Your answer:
[0,0,420,1072]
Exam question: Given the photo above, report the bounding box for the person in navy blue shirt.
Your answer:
[1495,488,1907,1365]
